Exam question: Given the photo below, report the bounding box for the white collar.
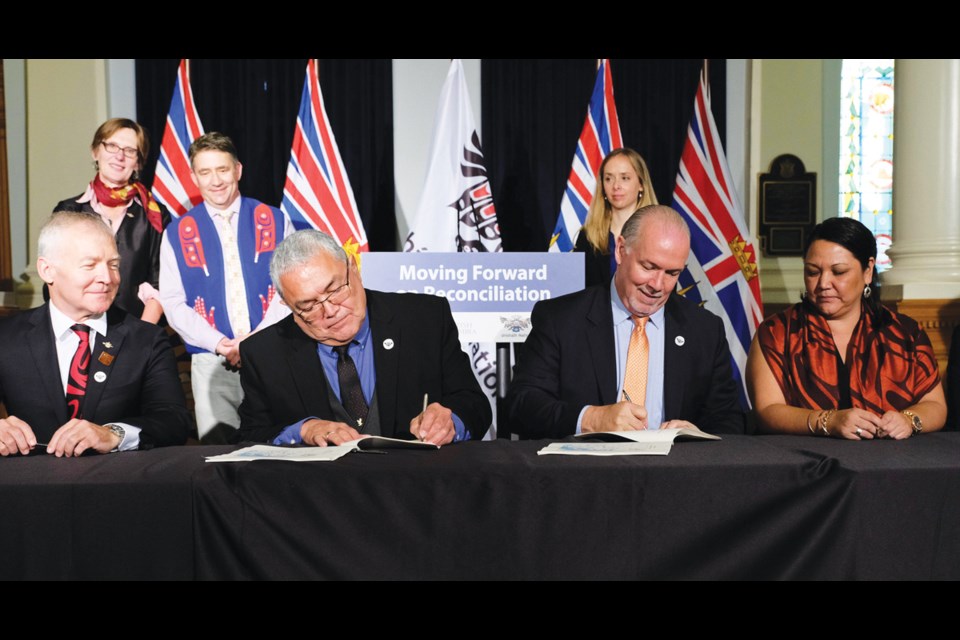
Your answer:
[609,279,665,329]
[204,194,242,218]
[48,301,108,342]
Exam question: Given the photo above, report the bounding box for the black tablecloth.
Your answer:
[0,446,229,580]
[4,435,960,580]
[761,433,960,580]
[192,435,960,580]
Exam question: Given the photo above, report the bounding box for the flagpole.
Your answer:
[703,58,710,100]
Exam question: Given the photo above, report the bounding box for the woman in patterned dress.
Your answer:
[747,217,946,439]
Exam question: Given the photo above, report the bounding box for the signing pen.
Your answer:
[419,393,428,441]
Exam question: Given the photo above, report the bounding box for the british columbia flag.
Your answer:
[549,59,622,252]
[152,59,205,218]
[672,63,763,407]
[281,59,368,260]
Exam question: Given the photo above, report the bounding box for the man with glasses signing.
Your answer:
[237,230,491,446]
[159,132,293,443]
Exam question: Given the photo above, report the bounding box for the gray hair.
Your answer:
[270,229,347,298]
[39,211,114,259]
[620,204,690,246]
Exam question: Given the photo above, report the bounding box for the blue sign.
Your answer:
[361,253,584,342]
[361,253,584,312]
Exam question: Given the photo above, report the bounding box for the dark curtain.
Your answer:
[482,59,726,252]
[135,59,396,251]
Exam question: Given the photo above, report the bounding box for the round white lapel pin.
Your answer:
[94,371,107,383]
[383,339,395,350]
[675,336,685,346]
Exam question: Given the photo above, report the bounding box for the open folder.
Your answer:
[574,427,720,443]
[538,427,720,456]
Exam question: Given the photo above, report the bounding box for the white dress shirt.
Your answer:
[48,301,141,451]
[158,195,292,354]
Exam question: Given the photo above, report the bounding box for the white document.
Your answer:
[538,442,673,456]
[574,427,721,443]
[205,444,356,463]
[205,436,440,463]
[538,427,722,456]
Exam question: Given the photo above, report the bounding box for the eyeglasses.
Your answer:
[293,261,351,318]
[101,141,139,160]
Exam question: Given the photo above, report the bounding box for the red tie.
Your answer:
[66,324,91,420]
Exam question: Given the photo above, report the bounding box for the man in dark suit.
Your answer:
[0,212,190,457]
[238,230,491,446]
[507,205,744,438]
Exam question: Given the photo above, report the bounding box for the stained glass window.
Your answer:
[839,59,894,271]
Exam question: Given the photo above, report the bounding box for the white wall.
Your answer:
[3,59,27,282]
[106,59,137,119]
[726,59,749,230]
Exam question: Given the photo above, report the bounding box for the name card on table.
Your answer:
[361,252,584,342]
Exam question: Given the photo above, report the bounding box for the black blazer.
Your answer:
[54,195,170,318]
[238,290,492,442]
[506,285,745,438]
[574,231,615,288]
[0,304,190,448]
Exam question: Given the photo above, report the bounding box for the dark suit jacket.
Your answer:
[0,304,190,448]
[947,324,960,431]
[54,195,170,318]
[506,285,745,438]
[238,290,492,442]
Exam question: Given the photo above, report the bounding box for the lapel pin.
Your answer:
[383,338,395,350]
[102,342,113,349]
[94,371,107,383]
[675,336,686,346]
[98,352,115,366]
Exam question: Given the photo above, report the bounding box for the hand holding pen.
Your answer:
[411,393,456,445]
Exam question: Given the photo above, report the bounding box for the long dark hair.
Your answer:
[804,217,883,321]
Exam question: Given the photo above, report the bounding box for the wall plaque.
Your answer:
[758,154,816,256]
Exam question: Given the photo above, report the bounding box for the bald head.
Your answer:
[620,205,690,247]
[613,205,691,318]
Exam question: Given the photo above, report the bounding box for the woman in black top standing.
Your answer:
[54,118,171,322]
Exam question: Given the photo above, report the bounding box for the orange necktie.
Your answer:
[623,316,648,405]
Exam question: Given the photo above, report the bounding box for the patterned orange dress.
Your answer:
[757,301,940,413]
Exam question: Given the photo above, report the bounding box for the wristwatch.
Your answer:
[902,410,922,434]
[105,423,126,449]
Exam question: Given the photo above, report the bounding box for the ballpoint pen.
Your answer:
[419,393,428,441]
